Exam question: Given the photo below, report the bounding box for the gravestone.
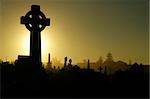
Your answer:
[15,5,50,94]
[21,5,50,66]
[16,5,50,83]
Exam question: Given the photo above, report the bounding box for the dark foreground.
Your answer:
[1,63,149,98]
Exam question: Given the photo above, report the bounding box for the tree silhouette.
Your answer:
[106,52,113,62]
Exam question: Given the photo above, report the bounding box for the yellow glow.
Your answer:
[19,30,30,55]
[20,29,53,63]
[41,30,52,62]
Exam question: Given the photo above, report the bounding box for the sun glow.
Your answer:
[20,29,53,63]
[41,30,52,62]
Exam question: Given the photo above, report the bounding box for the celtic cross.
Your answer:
[21,5,50,65]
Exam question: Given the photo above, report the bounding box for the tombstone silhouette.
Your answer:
[68,58,72,68]
[69,59,72,65]
[47,53,52,70]
[87,59,90,69]
[98,66,103,73]
[21,5,50,66]
[64,57,67,67]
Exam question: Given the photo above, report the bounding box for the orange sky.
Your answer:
[0,0,149,65]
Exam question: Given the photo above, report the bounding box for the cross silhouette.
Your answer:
[20,5,50,65]
[21,5,50,31]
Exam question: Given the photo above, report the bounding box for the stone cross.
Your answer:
[21,5,50,65]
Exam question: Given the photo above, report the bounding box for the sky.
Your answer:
[0,0,149,65]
